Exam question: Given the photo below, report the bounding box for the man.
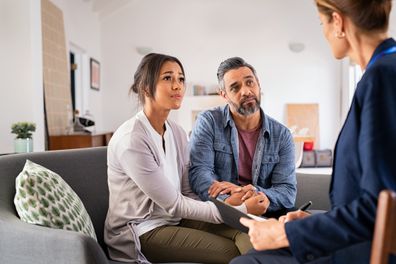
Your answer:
[189,57,296,217]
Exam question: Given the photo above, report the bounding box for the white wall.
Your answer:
[100,0,341,149]
[0,0,44,153]
[3,0,396,153]
[50,0,104,131]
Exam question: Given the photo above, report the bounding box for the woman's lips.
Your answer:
[172,94,183,99]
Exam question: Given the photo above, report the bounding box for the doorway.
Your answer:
[69,43,86,116]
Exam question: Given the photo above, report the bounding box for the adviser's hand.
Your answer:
[240,217,289,250]
[279,210,311,223]
[244,192,269,215]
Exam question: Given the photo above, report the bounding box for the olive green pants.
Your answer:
[140,219,252,264]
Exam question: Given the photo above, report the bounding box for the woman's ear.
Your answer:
[143,86,150,97]
[332,12,345,38]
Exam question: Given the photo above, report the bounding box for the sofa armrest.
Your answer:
[0,213,110,264]
[295,170,331,211]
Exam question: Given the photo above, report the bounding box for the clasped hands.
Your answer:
[208,180,269,215]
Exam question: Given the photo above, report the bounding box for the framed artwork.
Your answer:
[90,58,100,90]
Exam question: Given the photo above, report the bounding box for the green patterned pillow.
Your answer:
[14,160,97,241]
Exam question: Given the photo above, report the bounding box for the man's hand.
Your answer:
[240,184,258,201]
[244,192,270,215]
[240,218,289,250]
[208,181,241,197]
[278,210,311,223]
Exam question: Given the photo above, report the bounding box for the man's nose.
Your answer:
[240,85,252,96]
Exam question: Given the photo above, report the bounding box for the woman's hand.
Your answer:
[240,218,289,250]
[278,210,311,223]
[244,192,269,215]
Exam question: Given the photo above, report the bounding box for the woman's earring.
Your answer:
[335,31,346,39]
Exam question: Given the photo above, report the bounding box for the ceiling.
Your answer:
[82,0,133,18]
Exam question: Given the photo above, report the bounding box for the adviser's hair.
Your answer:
[130,53,185,104]
[315,0,392,32]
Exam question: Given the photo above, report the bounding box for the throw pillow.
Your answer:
[14,160,97,241]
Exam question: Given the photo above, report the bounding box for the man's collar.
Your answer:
[223,104,271,137]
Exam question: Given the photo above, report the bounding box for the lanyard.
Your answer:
[367,46,396,70]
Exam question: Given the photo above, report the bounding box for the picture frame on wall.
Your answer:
[90,58,100,90]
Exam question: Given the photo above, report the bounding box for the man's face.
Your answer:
[221,66,261,116]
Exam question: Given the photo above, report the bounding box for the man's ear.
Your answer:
[219,89,227,99]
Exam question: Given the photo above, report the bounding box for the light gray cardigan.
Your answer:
[104,113,222,263]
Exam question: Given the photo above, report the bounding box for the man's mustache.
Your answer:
[240,95,258,105]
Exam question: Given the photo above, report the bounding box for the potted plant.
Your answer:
[11,122,36,153]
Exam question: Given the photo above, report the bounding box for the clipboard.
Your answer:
[210,197,266,233]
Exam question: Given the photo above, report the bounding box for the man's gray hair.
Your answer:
[216,57,258,91]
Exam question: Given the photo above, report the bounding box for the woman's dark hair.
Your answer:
[130,53,185,104]
[315,0,392,32]
[217,57,258,91]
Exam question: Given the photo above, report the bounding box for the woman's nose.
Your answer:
[172,80,182,90]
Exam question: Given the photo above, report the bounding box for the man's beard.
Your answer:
[229,95,260,116]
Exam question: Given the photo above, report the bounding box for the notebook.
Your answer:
[210,197,266,233]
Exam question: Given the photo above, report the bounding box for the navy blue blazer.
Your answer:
[285,38,396,263]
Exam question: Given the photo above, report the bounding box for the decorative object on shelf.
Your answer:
[300,149,333,168]
[193,84,206,96]
[90,58,100,90]
[80,110,96,133]
[206,84,220,95]
[11,122,36,153]
[73,110,85,132]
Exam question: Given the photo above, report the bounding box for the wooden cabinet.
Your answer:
[48,131,113,150]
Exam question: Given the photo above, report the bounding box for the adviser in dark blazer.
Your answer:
[231,0,396,263]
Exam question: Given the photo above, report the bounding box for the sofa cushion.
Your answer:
[14,160,97,241]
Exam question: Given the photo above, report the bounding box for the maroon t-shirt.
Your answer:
[237,125,260,186]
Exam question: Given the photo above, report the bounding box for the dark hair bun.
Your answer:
[131,83,138,94]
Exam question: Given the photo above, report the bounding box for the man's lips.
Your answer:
[241,97,257,104]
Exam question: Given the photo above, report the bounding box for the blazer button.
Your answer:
[306,254,314,261]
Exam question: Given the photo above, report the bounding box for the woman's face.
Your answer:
[319,12,349,59]
[152,61,185,111]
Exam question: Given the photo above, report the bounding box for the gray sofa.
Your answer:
[0,147,331,264]
[0,147,122,264]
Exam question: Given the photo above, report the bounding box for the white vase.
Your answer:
[14,138,33,153]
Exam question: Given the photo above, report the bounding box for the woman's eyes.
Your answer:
[246,80,254,86]
[162,75,185,83]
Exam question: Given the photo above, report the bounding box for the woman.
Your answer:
[104,53,253,263]
[231,0,396,263]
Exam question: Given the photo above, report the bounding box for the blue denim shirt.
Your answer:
[189,105,296,211]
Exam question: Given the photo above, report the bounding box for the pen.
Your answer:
[298,201,312,211]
